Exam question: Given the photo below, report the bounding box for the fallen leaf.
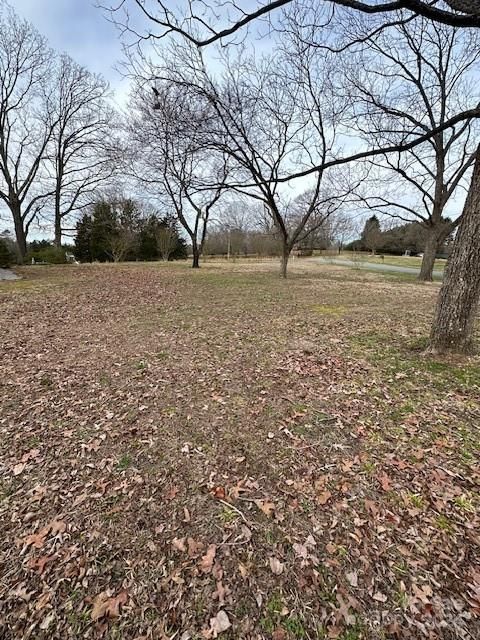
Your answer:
[49,519,67,535]
[172,537,187,552]
[13,463,26,476]
[272,629,287,640]
[346,571,358,587]
[373,591,388,603]
[378,472,391,492]
[211,486,226,500]
[317,490,332,505]
[91,590,128,621]
[255,499,275,517]
[209,610,231,637]
[39,611,55,630]
[269,557,284,575]
[27,555,53,574]
[200,545,217,573]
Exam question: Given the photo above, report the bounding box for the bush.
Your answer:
[27,243,67,264]
[0,238,15,268]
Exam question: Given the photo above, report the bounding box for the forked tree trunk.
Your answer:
[429,144,480,354]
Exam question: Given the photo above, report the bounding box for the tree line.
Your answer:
[74,199,187,263]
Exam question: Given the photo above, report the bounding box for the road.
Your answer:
[313,257,443,279]
[0,268,20,280]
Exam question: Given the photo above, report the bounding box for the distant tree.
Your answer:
[361,215,381,254]
[49,54,116,247]
[74,213,93,262]
[107,228,136,262]
[156,225,176,261]
[137,215,159,261]
[90,202,117,262]
[0,4,57,260]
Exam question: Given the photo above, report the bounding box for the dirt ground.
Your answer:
[0,261,478,640]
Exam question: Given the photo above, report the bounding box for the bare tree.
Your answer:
[146,32,355,277]
[156,224,177,261]
[0,3,57,259]
[106,228,135,262]
[127,79,228,268]
[48,54,116,247]
[105,0,480,47]
[344,16,479,279]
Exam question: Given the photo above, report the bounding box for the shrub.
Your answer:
[0,238,14,268]
[27,243,67,264]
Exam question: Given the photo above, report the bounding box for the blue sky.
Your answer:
[14,0,127,100]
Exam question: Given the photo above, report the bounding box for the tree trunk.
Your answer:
[418,231,439,282]
[54,188,62,247]
[54,216,62,248]
[429,144,480,354]
[12,204,27,261]
[280,243,290,278]
[192,244,200,268]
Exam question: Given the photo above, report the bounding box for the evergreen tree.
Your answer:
[74,214,93,262]
[0,238,13,267]
[90,202,117,262]
[360,215,381,254]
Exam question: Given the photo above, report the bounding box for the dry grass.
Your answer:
[0,261,478,640]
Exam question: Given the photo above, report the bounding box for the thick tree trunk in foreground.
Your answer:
[429,145,480,353]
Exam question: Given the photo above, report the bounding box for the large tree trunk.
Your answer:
[54,216,62,248]
[419,230,440,282]
[279,240,291,278]
[54,191,62,247]
[12,203,27,261]
[429,145,480,354]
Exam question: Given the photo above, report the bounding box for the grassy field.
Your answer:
[322,252,448,271]
[0,261,479,640]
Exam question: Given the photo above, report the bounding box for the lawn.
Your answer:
[330,252,447,271]
[0,261,479,640]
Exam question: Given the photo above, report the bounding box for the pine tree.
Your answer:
[74,214,93,262]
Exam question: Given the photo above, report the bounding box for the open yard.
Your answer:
[0,261,479,640]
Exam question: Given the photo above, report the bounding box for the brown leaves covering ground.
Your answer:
[0,261,479,640]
